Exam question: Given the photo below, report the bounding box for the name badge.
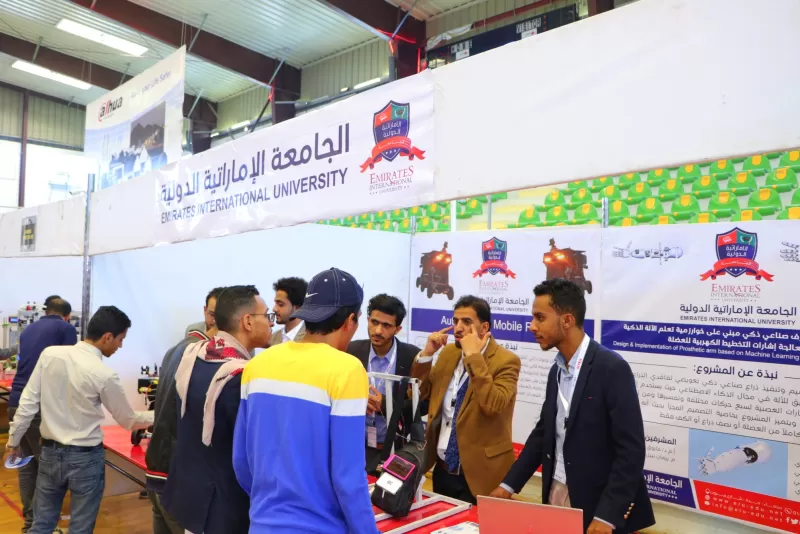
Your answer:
[367,425,378,449]
[376,472,403,495]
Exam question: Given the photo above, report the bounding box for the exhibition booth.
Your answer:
[1,0,800,532]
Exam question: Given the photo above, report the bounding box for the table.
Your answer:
[102,425,148,497]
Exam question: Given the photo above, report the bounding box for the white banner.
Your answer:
[154,70,435,244]
[600,220,800,532]
[408,227,601,446]
[85,47,186,190]
[0,195,86,257]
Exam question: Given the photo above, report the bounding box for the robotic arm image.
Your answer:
[697,441,772,476]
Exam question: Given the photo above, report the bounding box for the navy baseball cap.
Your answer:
[291,267,364,323]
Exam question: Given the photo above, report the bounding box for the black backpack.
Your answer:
[371,382,427,518]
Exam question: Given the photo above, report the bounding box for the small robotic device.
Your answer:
[131,364,159,446]
[543,239,593,294]
[416,241,455,300]
[697,441,772,476]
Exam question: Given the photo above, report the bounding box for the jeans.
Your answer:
[29,444,105,534]
[8,407,42,533]
[147,490,184,534]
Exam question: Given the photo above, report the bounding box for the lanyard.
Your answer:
[450,361,469,407]
[368,340,397,391]
[556,351,585,417]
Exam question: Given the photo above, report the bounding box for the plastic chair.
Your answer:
[743,154,772,177]
[658,179,683,202]
[544,206,570,226]
[608,200,630,223]
[765,167,798,193]
[651,215,676,225]
[590,176,614,193]
[626,182,652,205]
[691,175,720,199]
[708,191,741,219]
[647,168,671,187]
[778,150,800,172]
[635,197,665,223]
[732,209,762,222]
[613,217,637,227]
[672,194,700,221]
[516,207,541,227]
[677,164,702,184]
[690,212,718,224]
[573,203,599,225]
[727,171,758,196]
[708,159,734,181]
[747,188,783,215]
[617,172,642,191]
[777,207,800,220]
[568,188,593,209]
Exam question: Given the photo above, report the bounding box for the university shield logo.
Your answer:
[473,237,516,278]
[360,101,425,172]
[700,227,773,281]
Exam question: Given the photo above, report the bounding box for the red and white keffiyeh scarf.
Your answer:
[175,331,250,446]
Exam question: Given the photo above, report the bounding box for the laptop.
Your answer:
[477,496,584,534]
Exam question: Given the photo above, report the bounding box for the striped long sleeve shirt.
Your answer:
[233,341,379,534]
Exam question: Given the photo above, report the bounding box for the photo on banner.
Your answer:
[408,226,601,445]
[600,220,800,533]
[85,47,186,191]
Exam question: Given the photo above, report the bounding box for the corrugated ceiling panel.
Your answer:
[0,52,108,106]
[217,86,271,130]
[387,0,483,20]
[426,0,579,39]
[0,85,23,138]
[301,40,389,101]
[27,95,85,148]
[127,0,377,67]
[0,0,257,101]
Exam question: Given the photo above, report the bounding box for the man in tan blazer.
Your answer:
[412,295,521,504]
[269,277,307,347]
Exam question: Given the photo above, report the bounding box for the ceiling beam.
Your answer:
[0,32,217,129]
[317,0,426,45]
[64,0,301,97]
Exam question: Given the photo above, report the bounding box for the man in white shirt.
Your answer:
[5,306,153,534]
[269,277,307,346]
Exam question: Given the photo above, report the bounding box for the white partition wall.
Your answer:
[91,224,413,405]
[0,257,83,320]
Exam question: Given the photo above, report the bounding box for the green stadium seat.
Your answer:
[408,206,423,218]
[708,191,741,219]
[343,215,357,226]
[378,220,395,231]
[437,216,452,231]
[566,180,589,191]
[544,205,570,226]
[425,203,447,219]
[658,179,683,202]
[491,192,508,202]
[635,197,665,222]
[617,172,642,191]
[358,213,373,224]
[692,175,720,199]
[647,168,671,187]
[743,154,772,177]
[542,189,568,211]
[791,188,800,207]
[516,207,541,227]
[599,184,623,204]
[373,211,389,222]
[626,182,652,205]
[678,164,702,184]
[690,212,718,224]
[779,150,800,172]
[747,188,783,215]
[727,171,758,196]
[417,217,437,232]
[709,160,735,181]
[462,199,484,217]
[732,209,762,222]
[573,203,599,225]
[651,215,676,225]
[475,196,489,203]
[777,207,800,220]
[766,151,782,160]
[568,188,593,209]
[613,217,637,227]
[765,167,798,193]
[359,222,376,230]
[390,208,408,221]
[672,194,701,221]
[608,200,630,222]
[398,219,413,233]
[590,176,614,193]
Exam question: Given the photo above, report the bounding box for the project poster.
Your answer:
[600,220,800,533]
[153,69,436,244]
[408,227,601,445]
[85,47,186,190]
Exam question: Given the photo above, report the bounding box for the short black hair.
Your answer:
[533,278,586,327]
[215,285,260,332]
[45,298,72,317]
[86,306,131,340]
[305,304,360,336]
[43,295,61,309]
[206,287,226,307]
[454,295,491,327]
[367,294,406,326]
[273,277,308,308]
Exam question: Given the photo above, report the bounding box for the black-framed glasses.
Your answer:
[250,312,276,322]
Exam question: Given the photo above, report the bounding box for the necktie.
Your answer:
[444,375,470,472]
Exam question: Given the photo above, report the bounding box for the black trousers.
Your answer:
[432,462,477,505]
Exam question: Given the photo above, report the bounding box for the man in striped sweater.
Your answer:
[234,267,379,534]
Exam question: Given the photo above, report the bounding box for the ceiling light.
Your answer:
[353,78,382,90]
[210,132,219,138]
[231,120,251,130]
[12,60,92,90]
[340,87,349,93]
[56,19,148,57]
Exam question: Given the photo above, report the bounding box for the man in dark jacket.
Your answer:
[145,327,209,534]
[490,279,654,534]
[8,297,76,533]
[162,285,272,534]
[346,294,423,473]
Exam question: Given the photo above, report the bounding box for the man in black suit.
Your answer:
[346,294,422,473]
[490,279,654,534]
